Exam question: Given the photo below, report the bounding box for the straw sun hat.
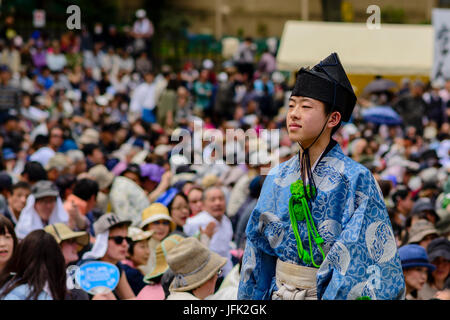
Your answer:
[139,203,176,231]
[44,223,89,247]
[144,234,185,282]
[167,237,227,292]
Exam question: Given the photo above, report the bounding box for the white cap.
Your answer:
[218,72,228,82]
[203,59,214,70]
[136,9,146,18]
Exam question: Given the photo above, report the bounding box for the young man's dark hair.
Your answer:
[82,143,100,157]
[54,174,77,200]
[0,173,12,194]
[11,181,31,193]
[324,103,342,136]
[72,178,99,202]
[21,161,48,183]
[31,135,49,150]
[392,186,410,207]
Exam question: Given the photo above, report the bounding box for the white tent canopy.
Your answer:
[276,21,433,76]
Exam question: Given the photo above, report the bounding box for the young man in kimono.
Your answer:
[238,53,405,300]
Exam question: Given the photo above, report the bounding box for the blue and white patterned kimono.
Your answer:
[238,142,405,300]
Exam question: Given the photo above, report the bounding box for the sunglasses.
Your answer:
[217,268,223,277]
[108,236,132,245]
[152,220,170,226]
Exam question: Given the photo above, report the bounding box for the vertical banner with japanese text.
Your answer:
[432,9,450,81]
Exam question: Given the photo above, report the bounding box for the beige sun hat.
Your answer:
[79,128,100,145]
[88,164,115,190]
[44,223,89,247]
[408,219,439,244]
[140,203,176,231]
[45,153,69,171]
[144,234,185,282]
[128,226,154,242]
[167,237,227,292]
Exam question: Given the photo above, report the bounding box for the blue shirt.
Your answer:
[1,284,52,300]
[238,142,405,300]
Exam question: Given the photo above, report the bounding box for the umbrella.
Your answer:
[361,105,402,125]
[363,78,397,94]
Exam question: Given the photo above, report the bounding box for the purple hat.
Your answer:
[140,163,165,183]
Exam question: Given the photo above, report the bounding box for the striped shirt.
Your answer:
[0,83,20,112]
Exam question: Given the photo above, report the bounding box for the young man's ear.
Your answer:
[328,111,341,128]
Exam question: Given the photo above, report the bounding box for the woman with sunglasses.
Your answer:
[79,213,136,300]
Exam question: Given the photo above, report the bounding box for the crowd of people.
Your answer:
[0,10,449,300]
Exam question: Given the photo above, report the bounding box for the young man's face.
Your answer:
[287,96,330,146]
[8,187,31,216]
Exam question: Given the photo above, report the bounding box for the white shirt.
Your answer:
[133,18,154,37]
[129,82,156,113]
[184,211,234,276]
[46,53,67,72]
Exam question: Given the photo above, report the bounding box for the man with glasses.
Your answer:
[79,213,136,299]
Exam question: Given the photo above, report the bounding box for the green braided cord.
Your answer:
[289,180,325,268]
[356,296,372,300]
[289,196,307,262]
[303,186,326,267]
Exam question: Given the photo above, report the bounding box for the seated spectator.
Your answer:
[140,234,184,300]
[0,229,67,300]
[82,143,105,171]
[138,203,175,275]
[80,213,135,300]
[0,215,17,277]
[165,237,226,300]
[15,180,69,239]
[398,244,436,300]
[45,153,70,182]
[4,181,31,226]
[419,238,450,299]
[63,178,99,231]
[406,219,439,249]
[121,227,153,296]
[20,161,48,186]
[184,186,233,277]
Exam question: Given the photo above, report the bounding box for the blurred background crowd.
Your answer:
[0,7,449,300]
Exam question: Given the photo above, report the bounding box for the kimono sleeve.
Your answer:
[237,171,278,300]
[316,170,406,300]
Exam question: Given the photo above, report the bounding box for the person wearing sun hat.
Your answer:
[139,203,176,276]
[398,244,436,300]
[166,237,227,300]
[137,234,185,300]
[121,227,154,296]
[418,238,450,299]
[45,222,89,266]
[78,213,135,300]
[407,219,439,249]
